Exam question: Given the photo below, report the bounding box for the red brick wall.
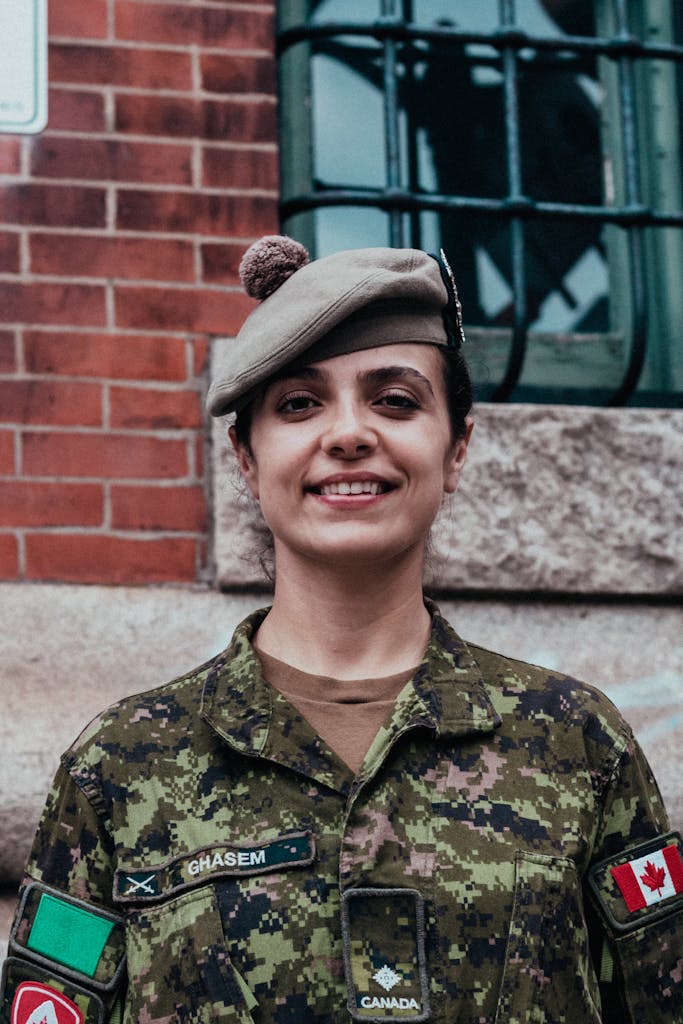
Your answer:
[0,0,278,584]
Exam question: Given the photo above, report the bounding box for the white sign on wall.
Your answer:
[0,0,47,134]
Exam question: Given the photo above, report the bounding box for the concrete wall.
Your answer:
[1,582,681,963]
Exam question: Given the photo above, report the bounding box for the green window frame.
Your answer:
[277,0,683,406]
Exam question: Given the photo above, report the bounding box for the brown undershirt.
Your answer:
[255,645,418,774]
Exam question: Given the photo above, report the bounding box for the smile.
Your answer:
[316,481,389,496]
[317,479,387,495]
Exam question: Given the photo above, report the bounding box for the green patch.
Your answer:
[27,893,115,978]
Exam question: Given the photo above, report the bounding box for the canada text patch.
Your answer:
[342,889,429,1022]
[113,831,315,903]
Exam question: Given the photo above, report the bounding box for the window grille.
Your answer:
[277,0,683,406]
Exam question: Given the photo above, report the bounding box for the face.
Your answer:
[230,344,471,572]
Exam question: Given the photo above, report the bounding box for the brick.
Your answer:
[0,232,20,273]
[48,88,106,132]
[202,146,278,191]
[50,0,108,38]
[0,533,18,579]
[0,184,106,228]
[115,94,198,137]
[117,189,277,236]
[200,98,278,145]
[30,234,195,282]
[0,431,14,474]
[49,43,193,90]
[201,242,246,284]
[115,284,255,333]
[25,534,197,584]
[23,431,188,479]
[30,137,193,185]
[198,537,209,576]
[115,94,276,143]
[0,331,15,372]
[0,139,22,175]
[193,337,209,376]
[0,381,102,427]
[110,484,206,531]
[0,283,106,327]
[0,481,103,526]
[201,54,276,95]
[195,434,204,479]
[24,331,188,381]
[115,2,273,51]
[109,385,202,429]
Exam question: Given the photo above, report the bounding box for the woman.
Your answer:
[2,238,681,1024]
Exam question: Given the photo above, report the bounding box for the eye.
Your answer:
[276,391,319,414]
[374,389,421,411]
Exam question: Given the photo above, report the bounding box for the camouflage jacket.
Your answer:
[2,607,682,1024]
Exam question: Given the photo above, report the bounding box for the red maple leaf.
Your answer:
[640,860,667,895]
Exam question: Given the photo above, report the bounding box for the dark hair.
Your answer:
[232,345,473,452]
[439,346,473,441]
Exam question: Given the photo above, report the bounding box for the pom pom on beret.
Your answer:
[239,235,309,300]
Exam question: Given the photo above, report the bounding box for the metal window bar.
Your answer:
[277,0,683,405]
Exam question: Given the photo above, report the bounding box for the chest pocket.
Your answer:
[124,886,256,1024]
[494,852,601,1024]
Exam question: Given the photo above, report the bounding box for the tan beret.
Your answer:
[207,238,464,417]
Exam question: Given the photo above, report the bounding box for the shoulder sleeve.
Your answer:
[0,763,126,1024]
[592,729,669,855]
[588,732,682,1024]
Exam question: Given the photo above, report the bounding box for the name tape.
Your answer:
[113,831,315,903]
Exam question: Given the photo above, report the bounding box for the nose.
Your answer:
[321,400,377,459]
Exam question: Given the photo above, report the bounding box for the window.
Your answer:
[277,0,683,405]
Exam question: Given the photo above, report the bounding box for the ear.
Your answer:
[228,425,260,501]
[443,416,473,494]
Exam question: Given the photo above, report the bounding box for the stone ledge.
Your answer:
[212,402,683,594]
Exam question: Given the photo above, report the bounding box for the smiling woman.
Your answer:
[2,238,681,1024]
[230,344,469,590]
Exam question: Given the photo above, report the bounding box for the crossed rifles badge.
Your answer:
[123,872,158,897]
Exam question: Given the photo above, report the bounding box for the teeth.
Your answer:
[319,481,384,496]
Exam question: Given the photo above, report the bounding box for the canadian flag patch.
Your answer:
[610,843,683,912]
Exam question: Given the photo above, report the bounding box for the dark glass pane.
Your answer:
[517,54,603,204]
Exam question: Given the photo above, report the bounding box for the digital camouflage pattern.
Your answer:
[2,607,682,1024]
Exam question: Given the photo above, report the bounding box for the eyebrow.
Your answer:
[362,365,436,397]
[273,363,435,397]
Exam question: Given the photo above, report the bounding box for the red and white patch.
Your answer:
[11,983,84,1024]
[611,842,683,913]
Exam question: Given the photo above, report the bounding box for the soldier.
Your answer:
[2,237,681,1024]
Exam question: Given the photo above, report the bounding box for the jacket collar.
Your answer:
[200,604,501,793]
